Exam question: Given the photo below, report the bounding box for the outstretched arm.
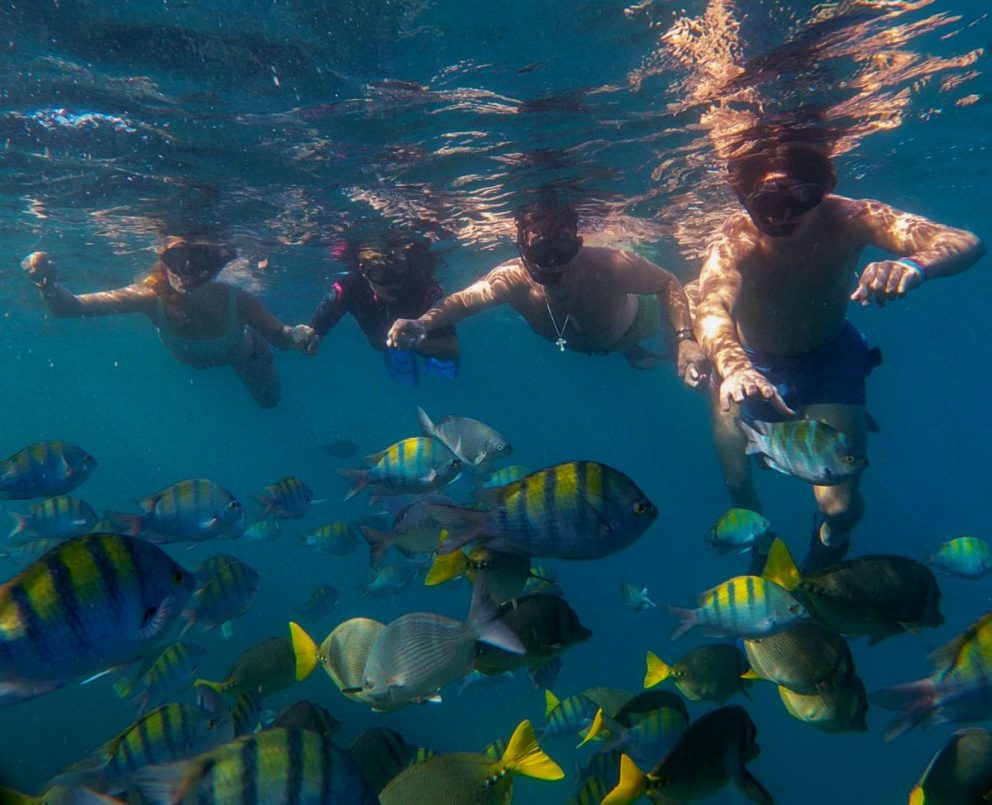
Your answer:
[387,264,520,350]
[696,231,794,415]
[237,290,316,353]
[846,198,985,305]
[22,251,156,318]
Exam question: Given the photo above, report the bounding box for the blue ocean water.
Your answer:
[0,0,990,801]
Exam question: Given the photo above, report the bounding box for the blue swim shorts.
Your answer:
[741,321,882,422]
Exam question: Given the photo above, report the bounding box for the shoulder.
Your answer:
[703,212,759,269]
[819,195,896,242]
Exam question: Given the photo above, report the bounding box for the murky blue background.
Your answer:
[0,0,990,801]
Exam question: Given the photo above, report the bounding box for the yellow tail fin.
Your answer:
[544,689,561,717]
[425,549,467,587]
[761,537,802,591]
[194,677,226,694]
[643,651,672,689]
[289,621,319,681]
[499,719,564,781]
[576,708,606,748]
[908,787,924,805]
[602,754,649,805]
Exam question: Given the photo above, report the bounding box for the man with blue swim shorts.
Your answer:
[695,137,984,571]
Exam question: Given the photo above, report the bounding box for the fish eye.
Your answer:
[633,502,649,515]
[844,455,856,464]
[172,570,185,584]
[226,500,240,509]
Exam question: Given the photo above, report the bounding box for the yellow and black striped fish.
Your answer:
[0,533,195,706]
[429,460,657,559]
[0,440,97,500]
[341,437,461,501]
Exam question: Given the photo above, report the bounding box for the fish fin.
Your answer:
[178,608,196,638]
[474,479,528,506]
[908,788,924,805]
[643,651,672,688]
[736,419,764,454]
[361,448,388,467]
[424,550,468,586]
[468,581,525,654]
[576,708,606,748]
[361,525,392,567]
[6,512,28,539]
[544,689,561,717]
[79,669,114,686]
[131,759,203,805]
[195,684,227,715]
[137,596,176,641]
[870,678,938,741]
[193,678,226,695]
[102,511,143,537]
[416,406,437,439]
[866,411,881,433]
[220,621,234,639]
[427,504,489,553]
[667,605,698,641]
[739,769,775,805]
[422,692,443,704]
[288,621,319,681]
[499,719,564,781]
[603,754,648,805]
[761,537,802,591]
[740,669,764,681]
[338,468,371,502]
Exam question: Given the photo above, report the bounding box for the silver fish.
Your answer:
[417,406,512,467]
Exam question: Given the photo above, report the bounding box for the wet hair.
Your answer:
[514,194,579,239]
[727,140,837,197]
[341,230,443,285]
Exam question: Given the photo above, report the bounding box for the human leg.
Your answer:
[231,328,280,408]
[709,385,762,512]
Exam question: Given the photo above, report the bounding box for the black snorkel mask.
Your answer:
[517,231,582,285]
[739,179,826,237]
[161,243,237,290]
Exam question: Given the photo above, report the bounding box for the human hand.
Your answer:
[677,340,710,391]
[719,368,795,415]
[850,259,925,307]
[287,324,319,354]
[387,318,427,350]
[22,251,57,288]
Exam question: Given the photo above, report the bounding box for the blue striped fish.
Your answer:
[51,689,232,792]
[115,641,206,714]
[0,440,97,500]
[130,728,378,804]
[670,575,807,641]
[299,522,359,555]
[429,461,657,559]
[927,536,992,579]
[256,475,315,518]
[184,558,259,634]
[341,437,461,501]
[108,479,246,544]
[8,495,99,543]
[0,533,196,706]
[544,690,599,739]
[738,418,866,486]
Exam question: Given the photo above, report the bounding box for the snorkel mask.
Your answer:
[739,178,826,237]
[161,242,237,291]
[517,230,582,285]
[356,244,409,297]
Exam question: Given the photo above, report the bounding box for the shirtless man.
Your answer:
[387,196,709,388]
[696,140,984,570]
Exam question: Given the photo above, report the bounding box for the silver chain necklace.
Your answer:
[543,288,570,352]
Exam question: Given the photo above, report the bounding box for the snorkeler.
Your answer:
[22,237,317,408]
[386,195,709,387]
[695,138,984,570]
[306,232,459,386]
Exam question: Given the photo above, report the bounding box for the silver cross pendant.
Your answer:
[555,336,567,352]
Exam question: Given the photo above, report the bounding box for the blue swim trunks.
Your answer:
[741,321,882,423]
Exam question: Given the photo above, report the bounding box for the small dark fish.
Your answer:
[256,475,314,518]
[621,581,656,611]
[363,494,454,566]
[196,635,298,700]
[0,440,97,499]
[297,584,340,619]
[300,521,359,555]
[274,699,342,738]
[644,644,752,703]
[324,439,360,459]
[114,641,206,714]
[183,558,260,635]
[347,727,419,795]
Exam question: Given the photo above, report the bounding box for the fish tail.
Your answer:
[426,504,489,553]
[193,677,226,695]
[498,719,565,781]
[424,549,468,586]
[338,468,371,502]
[739,769,776,805]
[667,605,698,641]
[468,581,524,655]
[416,405,438,439]
[288,621,320,681]
[131,759,203,805]
[6,512,28,539]
[870,678,938,741]
[643,651,672,688]
[761,537,802,591]
[736,418,765,455]
[603,754,649,805]
[251,494,275,517]
[360,525,392,567]
[101,510,143,537]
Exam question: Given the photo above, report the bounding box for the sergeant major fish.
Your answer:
[0,533,195,706]
[0,440,97,500]
[341,437,462,502]
[255,475,315,518]
[429,460,657,559]
[107,479,246,544]
[738,418,866,486]
[7,495,98,543]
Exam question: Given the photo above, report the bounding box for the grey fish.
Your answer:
[738,418,866,485]
[417,406,512,467]
[910,727,992,804]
